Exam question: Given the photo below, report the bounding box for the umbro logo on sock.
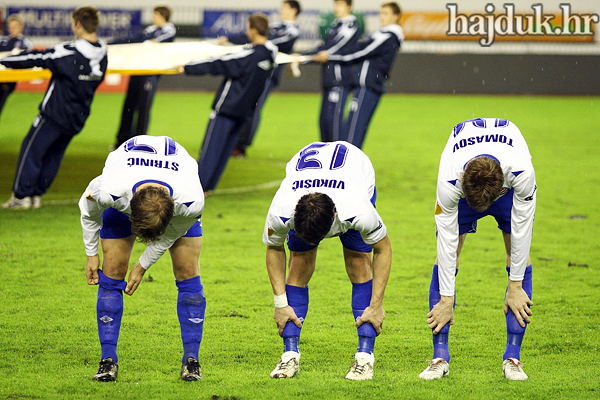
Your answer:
[100,315,114,323]
[188,318,204,323]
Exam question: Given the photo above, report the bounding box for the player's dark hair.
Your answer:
[462,156,504,212]
[294,192,336,246]
[72,6,100,33]
[154,5,172,22]
[335,0,352,7]
[284,0,302,16]
[248,13,269,37]
[382,2,401,16]
[130,186,175,243]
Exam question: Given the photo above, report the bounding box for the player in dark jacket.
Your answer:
[1,6,108,210]
[0,15,33,119]
[218,1,301,157]
[305,0,360,143]
[315,2,403,149]
[183,13,278,193]
[109,5,176,148]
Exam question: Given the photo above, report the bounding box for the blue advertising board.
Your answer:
[7,6,142,38]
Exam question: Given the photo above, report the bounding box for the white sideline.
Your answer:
[39,179,283,206]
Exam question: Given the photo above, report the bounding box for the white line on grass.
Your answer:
[40,179,284,206]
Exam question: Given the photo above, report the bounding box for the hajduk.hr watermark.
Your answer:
[446,3,599,46]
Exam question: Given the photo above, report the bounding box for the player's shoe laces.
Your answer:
[2,194,31,210]
[32,196,42,209]
[92,358,118,381]
[345,353,374,380]
[419,358,449,380]
[270,351,300,378]
[502,358,528,381]
[181,357,203,381]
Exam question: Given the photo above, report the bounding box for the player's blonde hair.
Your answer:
[462,156,504,212]
[130,186,174,243]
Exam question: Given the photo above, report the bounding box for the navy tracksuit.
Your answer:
[0,34,33,119]
[227,21,300,153]
[184,42,278,191]
[306,15,360,143]
[109,23,176,147]
[328,24,403,148]
[0,39,107,199]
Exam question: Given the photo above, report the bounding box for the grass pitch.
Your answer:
[0,90,599,399]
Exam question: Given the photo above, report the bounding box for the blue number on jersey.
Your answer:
[124,137,178,156]
[296,143,349,172]
[495,118,509,127]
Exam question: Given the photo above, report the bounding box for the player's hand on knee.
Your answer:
[86,255,100,285]
[274,306,302,336]
[427,296,455,334]
[504,283,533,327]
[125,262,146,296]
[356,304,385,335]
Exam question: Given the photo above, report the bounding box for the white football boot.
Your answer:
[270,351,300,378]
[419,358,449,380]
[502,358,528,381]
[345,352,374,380]
[2,194,31,210]
[32,196,42,209]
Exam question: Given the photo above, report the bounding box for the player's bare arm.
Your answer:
[266,244,302,336]
[355,234,392,335]
[504,280,533,327]
[427,295,455,334]
[125,262,146,296]
[86,254,100,285]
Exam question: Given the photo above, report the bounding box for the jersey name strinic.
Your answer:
[263,141,387,248]
[79,136,204,270]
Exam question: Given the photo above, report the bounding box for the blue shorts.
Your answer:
[457,188,513,236]
[99,207,202,239]
[286,187,377,253]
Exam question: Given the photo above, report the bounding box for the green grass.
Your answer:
[0,90,599,399]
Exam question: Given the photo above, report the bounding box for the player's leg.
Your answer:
[502,232,532,380]
[2,116,57,209]
[135,75,159,137]
[115,77,143,148]
[198,112,239,192]
[0,82,16,117]
[235,80,273,156]
[320,87,338,142]
[344,88,381,149]
[35,131,73,199]
[332,86,350,142]
[170,225,204,381]
[270,231,316,378]
[92,208,135,381]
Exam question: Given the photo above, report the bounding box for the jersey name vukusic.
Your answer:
[435,118,536,296]
[79,136,204,269]
[263,141,387,247]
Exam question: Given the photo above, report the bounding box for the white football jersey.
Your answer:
[263,141,387,247]
[435,118,536,296]
[79,136,204,269]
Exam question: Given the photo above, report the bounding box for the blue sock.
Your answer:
[503,265,532,361]
[176,276,206,364]
[352,280,376,354]
[97,270,126,363]
[282,285,308,353]
[429,264,457,363]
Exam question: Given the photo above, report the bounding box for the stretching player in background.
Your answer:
[217,0,301,158]
[420,118,536,381]
[0,15,33,120]
[1,6,107,210]
[80,135,206,382]
[302,0,360,143]
[182,13,277,194]
[315,2,403,149]
[264,141,392,380]
[109,5,176,149]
